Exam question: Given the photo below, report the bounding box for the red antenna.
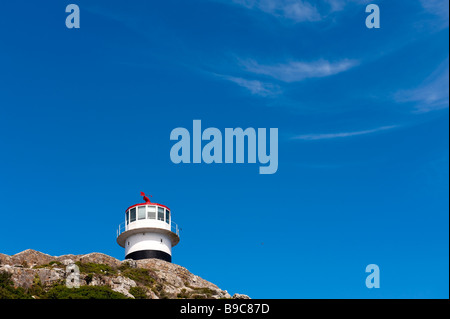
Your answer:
[140,192,152,203]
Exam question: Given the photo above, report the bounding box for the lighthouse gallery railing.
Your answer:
[117,221,180,237]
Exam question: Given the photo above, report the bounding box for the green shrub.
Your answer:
[158,290,170,299]
[120,268,155,287]
[176,287,215,299]
[0,286,30,299]
[44,285,129,299]
[75,262,116,276]
[27,274,44,297]
[33,261,62,269]
[177,288,190,299]
[190,287,215,296]
[0,271,13,288]
[0,271,31,299]
[180,286,215,298]
[84,273,93,285]
[129,286,148,299]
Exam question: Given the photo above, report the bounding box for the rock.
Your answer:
[110,275,137,298]
[0,253,10,265]
[0,265,35,289]
[0,250,240,299]
[9,249,54,268]
[219,290,231,299]
[122,259,137,269]
[147,289,159,299]
[87,275,106,287]
[77,253,121,268]
[37,268,65,287]
[61,259,74,266]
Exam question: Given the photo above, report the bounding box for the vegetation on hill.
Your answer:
[0,270,129,299]
[0,250,240,299]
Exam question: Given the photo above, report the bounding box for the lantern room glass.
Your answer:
[138,206,146,220]
[158,207,164,221]
[148,206,156,219]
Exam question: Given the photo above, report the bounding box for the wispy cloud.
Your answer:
[215,74,281,96]
[228,0,371,22]
[292,125,398,140]
[395,60,449,113]
[420,0,449,28]
[325,0,371,12]
[241,58,358,82]
[231,0,321,22]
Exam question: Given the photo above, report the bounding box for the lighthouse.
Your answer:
[117,192,180,262]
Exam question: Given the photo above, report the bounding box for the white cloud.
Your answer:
[420,0,449,27]
[241,58,358,82]
[231,0,321,22]
[217,74,282,96]
[292,125,398,140]
[325,0,371,12]
[395,60,449,113]
[229,0,372,22]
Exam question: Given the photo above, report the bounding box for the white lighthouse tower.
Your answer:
[117,192,180,262]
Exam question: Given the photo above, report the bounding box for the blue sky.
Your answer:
[0,0,448,298]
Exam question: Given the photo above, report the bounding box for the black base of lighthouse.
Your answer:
[125,250,172,262]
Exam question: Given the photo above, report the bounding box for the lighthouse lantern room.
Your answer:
[117,192,180,262]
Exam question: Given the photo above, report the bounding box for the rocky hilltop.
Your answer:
[0,249,249,299]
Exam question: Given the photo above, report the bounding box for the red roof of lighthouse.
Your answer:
[125,192,170,212]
